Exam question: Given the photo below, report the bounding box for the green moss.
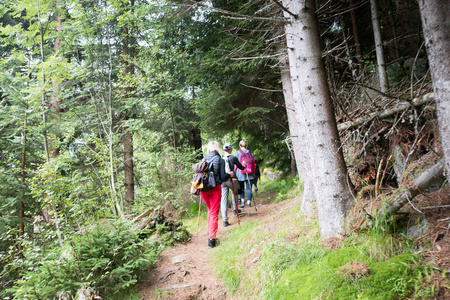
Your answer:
[268,246,367,299]
[361,254,418,299]
[267,247,423,300]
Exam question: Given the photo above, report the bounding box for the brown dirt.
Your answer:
[137,192,279,300]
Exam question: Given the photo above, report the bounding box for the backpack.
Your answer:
[190,157,217,195]
[238,149,254,174]
[223,154,231,174]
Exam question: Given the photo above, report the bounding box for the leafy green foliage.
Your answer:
[260,174,301,202]
[4,220,162,299]
[156,223,191,246]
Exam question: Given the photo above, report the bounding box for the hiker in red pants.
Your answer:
[200,141,231,248]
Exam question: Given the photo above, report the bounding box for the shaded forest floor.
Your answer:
[137,185,450,299]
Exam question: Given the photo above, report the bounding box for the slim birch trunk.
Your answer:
[19,106,27,251]
[418,0,450,177]
[282,0,354,238]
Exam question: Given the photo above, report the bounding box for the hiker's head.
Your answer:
[239,140,247,148]
[206,141,221,154]
[223,143,232,153]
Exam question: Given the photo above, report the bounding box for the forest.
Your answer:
[0,0,449,299]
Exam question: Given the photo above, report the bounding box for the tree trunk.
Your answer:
[123,125,134,210]
[418,0,450,177]
[370,0,389,93]
[282,0,354,238]
[280,52,315,214]
[49,12,64,158]
[191,127,203,159]
[122,0,135,212]
[19,107,27,251]
[348,0,364,72]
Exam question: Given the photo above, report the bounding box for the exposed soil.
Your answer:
[137,192,279,300]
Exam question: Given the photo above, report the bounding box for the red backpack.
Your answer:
[239,150,254,174]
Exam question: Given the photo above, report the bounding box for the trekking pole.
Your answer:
[246,173,257,212]
[196,195,202,236]
[230,178,241,226]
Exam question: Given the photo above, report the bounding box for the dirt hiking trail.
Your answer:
[137,192,281,300]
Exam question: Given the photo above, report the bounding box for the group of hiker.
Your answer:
[196,140,259,248]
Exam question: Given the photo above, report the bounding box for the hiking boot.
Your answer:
[239,200,245,208]
[234,209,242,215]
[208,238,216,248]
[223,221,230,227]
[247,201,251,208]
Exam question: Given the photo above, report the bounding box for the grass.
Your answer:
[207,179,443,299]
[211,222,262,294]
[182,202,208,233]
[177,176,446,299]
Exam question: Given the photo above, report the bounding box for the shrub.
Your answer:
[5,220,162,299]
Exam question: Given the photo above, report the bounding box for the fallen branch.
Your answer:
[420,205,450,210]
[131,208,153,223]
[379,158,445,220]
[338,93,434,131]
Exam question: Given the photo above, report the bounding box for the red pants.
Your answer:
[200,185,221,239]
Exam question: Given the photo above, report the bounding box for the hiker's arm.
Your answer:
[232,156,245,170]
[251,153,256,175]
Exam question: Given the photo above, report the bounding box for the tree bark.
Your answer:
[418,0,450,178]
[280,52,315,214]
[122,0,136,211]
[49,12,64,158]
[282,0,354,238]
[348,0,364,72]
[19,107,27,250]
[370,0,389,93]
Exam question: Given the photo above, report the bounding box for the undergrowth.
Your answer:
[259,174,301,203]
[209,191,442,300]
[2,220,162,299]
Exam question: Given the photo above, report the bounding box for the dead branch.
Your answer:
[338,92,434,131]
[375,158,384,198]
[131,207,153,223]
[379,158,445,219]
